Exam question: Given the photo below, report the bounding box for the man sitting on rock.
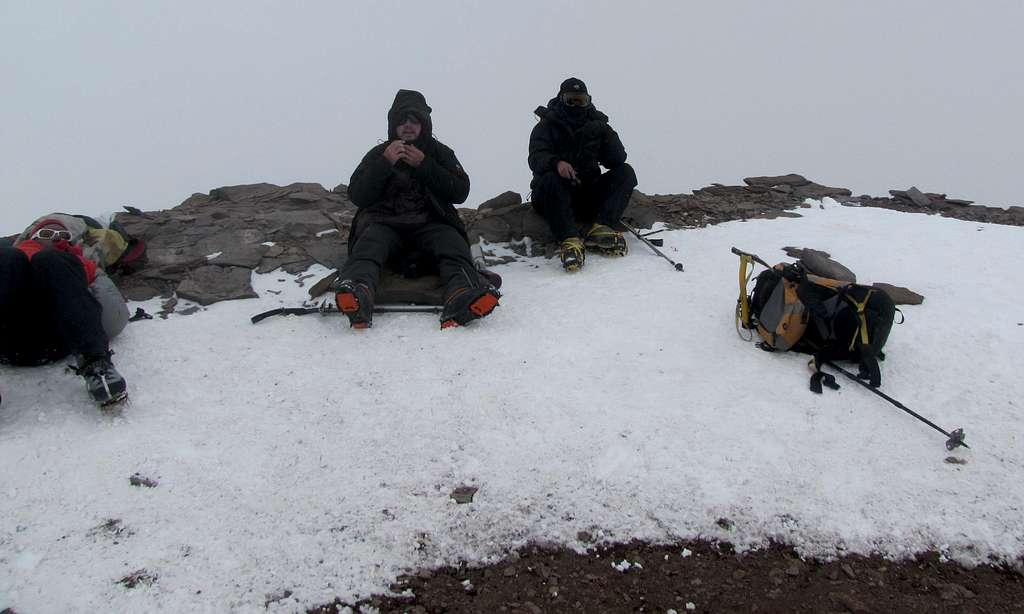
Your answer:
[528,77,638,272]
[333,89,499,329]
[1,215,130,406]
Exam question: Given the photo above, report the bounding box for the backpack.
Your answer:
[734,248,897,387]
[76,214,148,274]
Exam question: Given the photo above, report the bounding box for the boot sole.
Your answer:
[336,291,359,313]
[335,291,372,329]
[441,291,500,329]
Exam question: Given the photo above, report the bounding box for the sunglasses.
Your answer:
[561,93,591,108]
[31,228,73,242]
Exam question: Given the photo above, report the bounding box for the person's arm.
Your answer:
[89,271,130,339]
[347,145,394,208]
[598,123,627,169]
[528,121,559,174]
[410,144,471,205]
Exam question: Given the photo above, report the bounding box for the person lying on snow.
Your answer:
[332,89,500,329]
[528,77,638,272]
[1,215,130,406]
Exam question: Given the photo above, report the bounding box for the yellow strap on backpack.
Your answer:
[847,289,874,351]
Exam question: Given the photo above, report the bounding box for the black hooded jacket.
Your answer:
[347,90,471,250]
[528,97,627,182]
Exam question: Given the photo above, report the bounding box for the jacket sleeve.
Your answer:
[599,123,627,169]
[528,121,559,174]
[89,271,130,340]
[411,144,470,205]
[347,145,395,209]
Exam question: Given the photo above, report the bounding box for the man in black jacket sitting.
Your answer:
[334,89,499,329]
[529,77,638,272]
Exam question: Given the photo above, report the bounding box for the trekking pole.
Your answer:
[620,218,684,271]
[251,302,442,324]
[822,360,969,451]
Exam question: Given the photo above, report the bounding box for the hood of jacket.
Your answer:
[387,89,433,147]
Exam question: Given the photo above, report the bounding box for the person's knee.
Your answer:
[532,172,568,199]
[30,249,79,273]
[351,224,397,255]
[0,247,31,269]
[609,163,637,188]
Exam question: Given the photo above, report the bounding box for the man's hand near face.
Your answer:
[383,140,407,165]
[399,143,425,167]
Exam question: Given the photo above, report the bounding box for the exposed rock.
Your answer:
[477,191,523,213]
[795,248,857,282]
[872,283,925,305]
[175,265,258,305]
[129,473,159,488]
[906,186,933,208]
[117,569,157,589]
[451,485,479,504]
[745,174,811,187]
[90,174,1021,311]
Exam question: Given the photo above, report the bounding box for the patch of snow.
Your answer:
[204,251,222,260]
[1,205,1022,611]
[315,228,339,237]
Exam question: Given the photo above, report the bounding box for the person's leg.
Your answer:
[338,223,403,293]
[413,223,499,327]
[412,223,480,298]
[30,250,127,404]
[578,164,638,256]
[335,223,404,328]
[0,247,47,365]
[590,163,638,227]
[30,250,107,359]
[530,171,578,241]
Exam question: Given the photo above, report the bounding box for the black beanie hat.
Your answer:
[559,77,588,95]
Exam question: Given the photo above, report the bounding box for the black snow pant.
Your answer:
[530,163,638,241]
[0,247,109,366]
[340,222,480,302]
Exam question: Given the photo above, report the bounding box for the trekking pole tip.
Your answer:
[674,263,684,272]
[945,428,968,451]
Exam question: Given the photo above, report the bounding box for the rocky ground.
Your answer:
[7,173,1012,313]
[309,540,1024,613]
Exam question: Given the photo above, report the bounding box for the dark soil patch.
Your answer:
[310,540,1024,614]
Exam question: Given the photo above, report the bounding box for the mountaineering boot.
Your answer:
[584,223,628,256]
[333,279,374,329]
[76,353,128,406]
[559,237,586,272]
[440,286,501,329]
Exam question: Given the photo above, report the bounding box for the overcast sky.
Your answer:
[2,1,1022,233]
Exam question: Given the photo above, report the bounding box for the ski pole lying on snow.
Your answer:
[251,301,442,324]
[620,218,684,271]
[821,360,969,451]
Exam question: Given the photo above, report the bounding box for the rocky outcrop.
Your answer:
[112,182,353,302]
[92,173,1018,311]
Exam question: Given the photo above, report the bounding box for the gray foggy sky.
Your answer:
[2,1,1022,233]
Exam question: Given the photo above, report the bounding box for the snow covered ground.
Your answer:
[1,200,1022,613]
